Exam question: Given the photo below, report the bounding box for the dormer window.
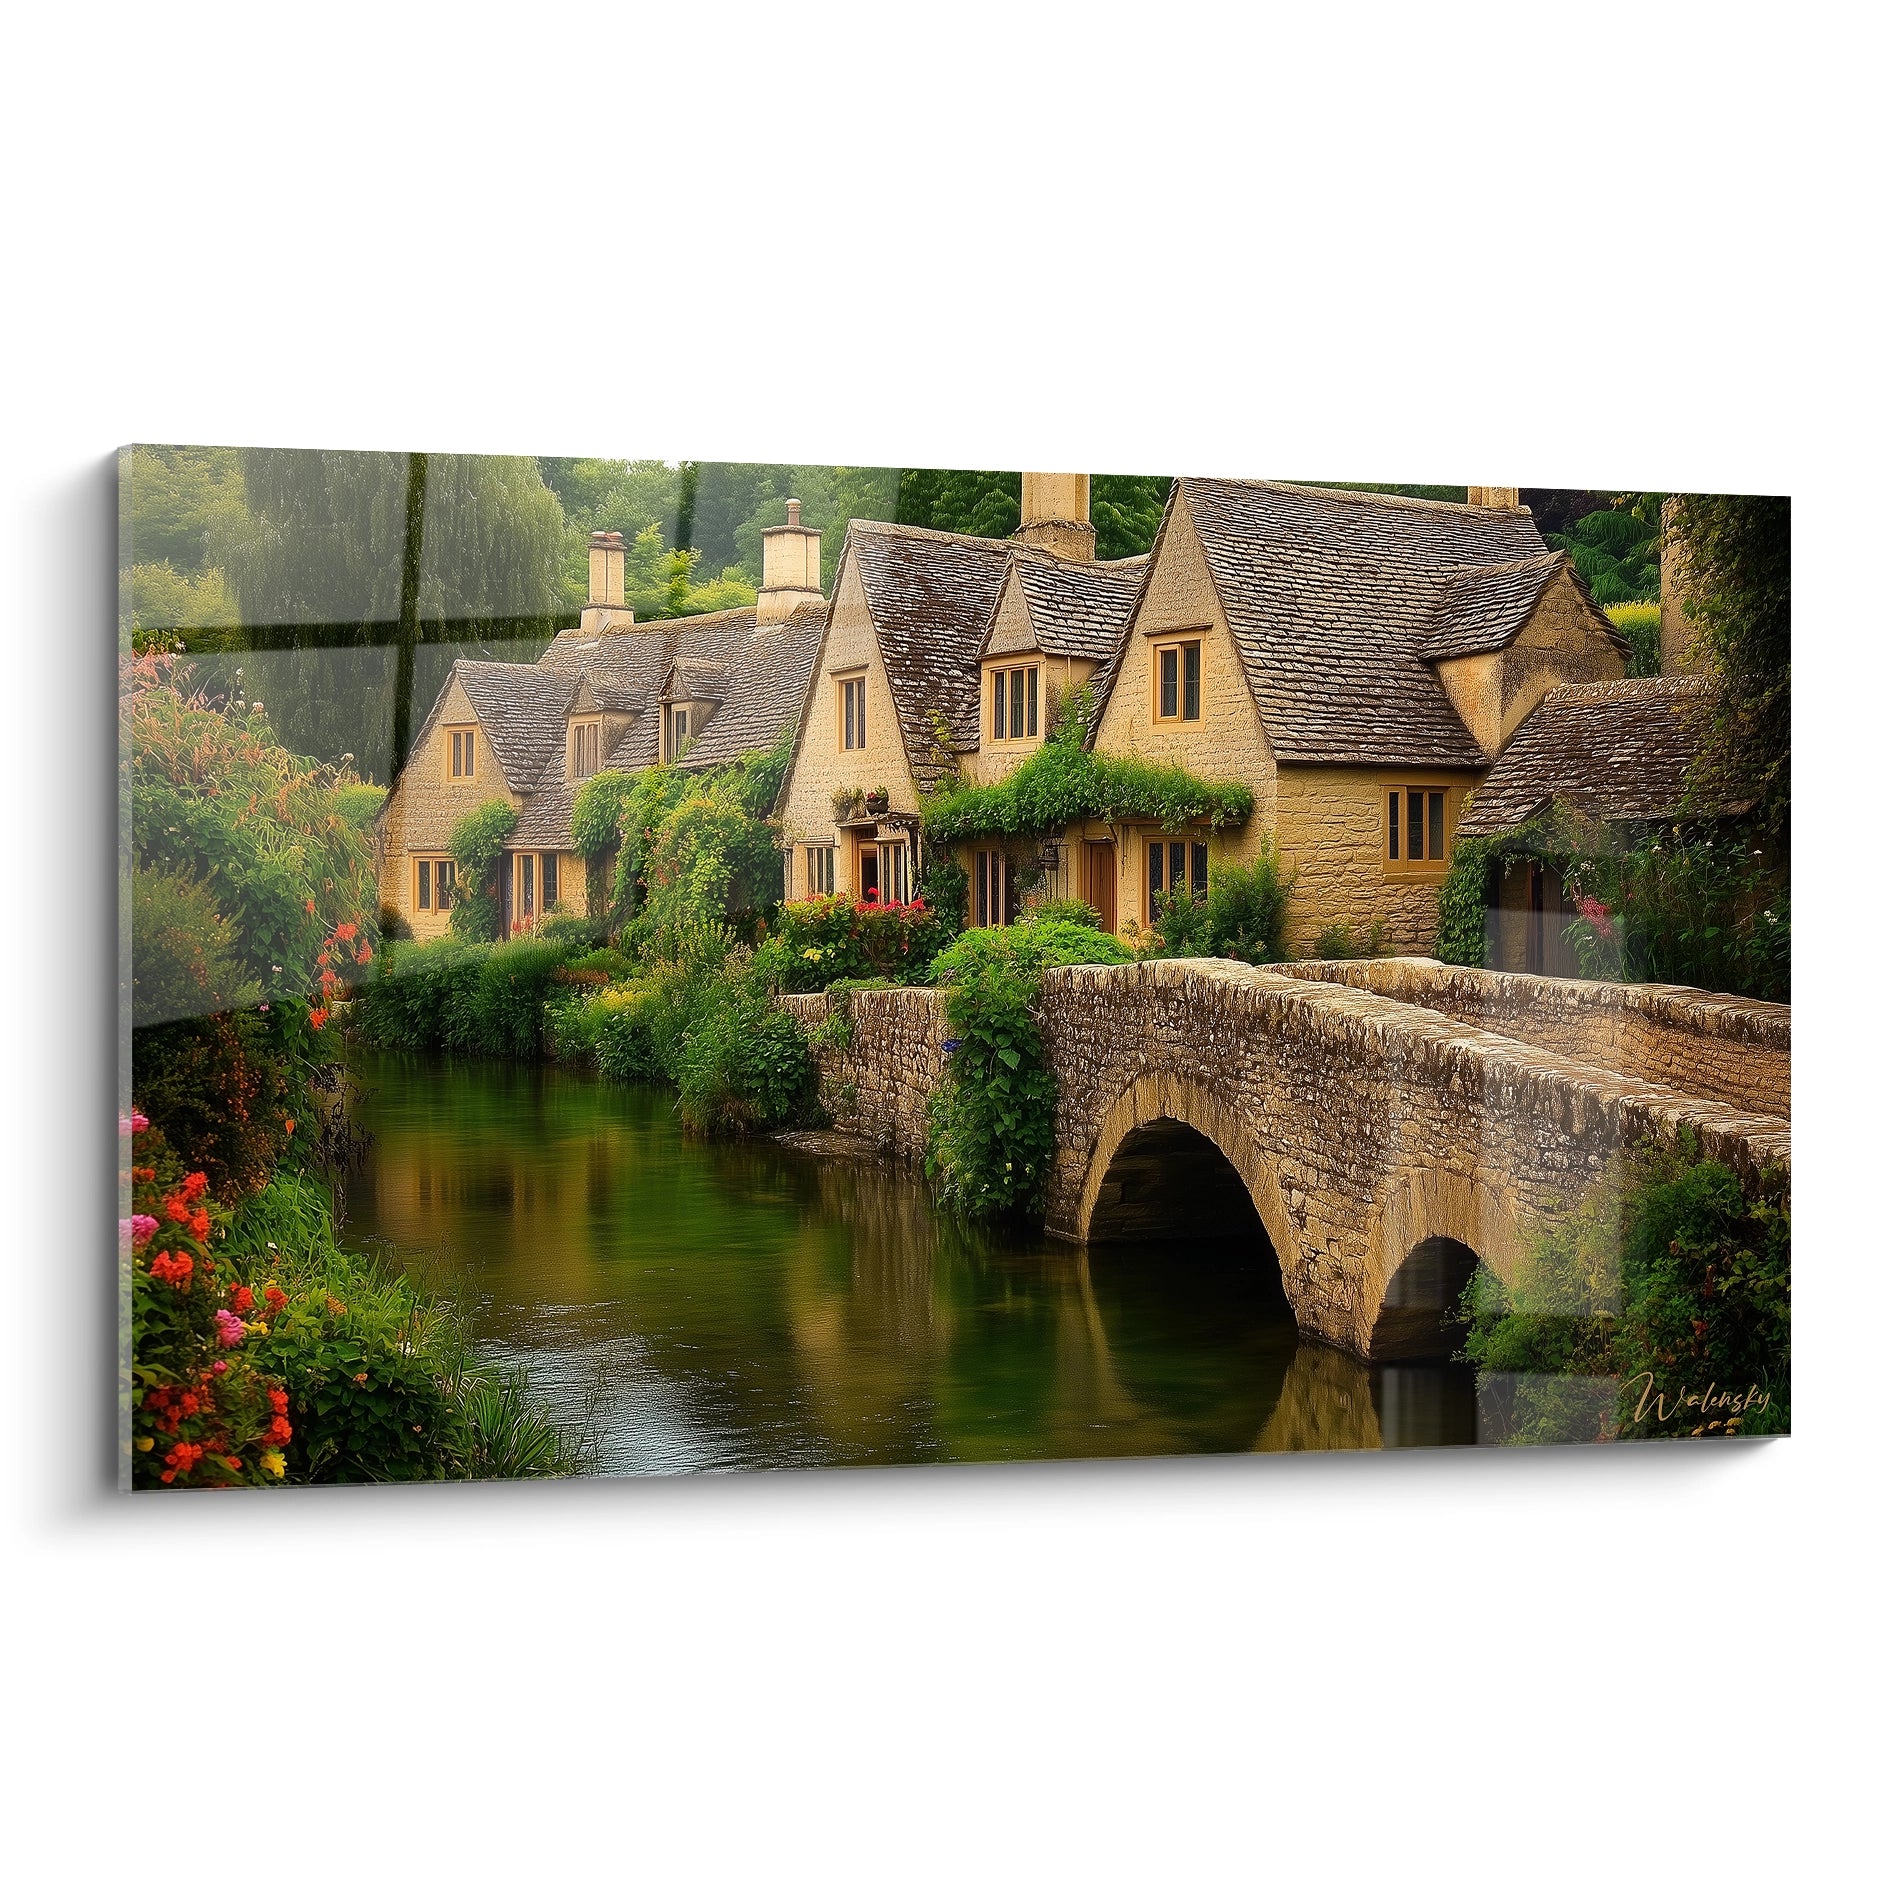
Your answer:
[667,706,691,762]
[447,726,476,780]
[569,719,601,780]
[989,663,1039,743]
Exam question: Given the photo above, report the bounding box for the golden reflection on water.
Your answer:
[339,1052,1475,1471]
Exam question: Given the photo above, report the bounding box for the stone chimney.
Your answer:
[1657,496,1701,675]
[756,498,825,623]
[581,530,635,635]
[1467,486,1521,509]
[1017,472,1095,561]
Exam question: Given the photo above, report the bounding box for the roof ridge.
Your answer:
[1543,674,1710,705]
[1443,549,1567,579]
[1189,476,1527,518]
[847,517,1011,553]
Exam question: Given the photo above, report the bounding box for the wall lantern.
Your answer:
[1039,839,1061,869]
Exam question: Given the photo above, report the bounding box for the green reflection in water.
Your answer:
[337,1049,1479,1473]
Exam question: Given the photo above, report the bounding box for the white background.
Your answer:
[4,4,1886,1888]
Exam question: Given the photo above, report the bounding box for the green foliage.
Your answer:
[125,650,379,1007]
[924,917,1133,1223]
[896,468,1022,540]
[1029,898,1103,929]
[1669,493,1791,838]
[1547,496,1663,604]
[228,1171,588,1481]
[120,444,250,574]
[571,768,635,861]
[356,935,568,1060]
[1461,1135,1788,1441]
[1606,600,1661,679]
[122,562,242,646]
[130,869,259,1021]
[332,781,387,827]
[753,894,957,992]
[922,701,1254,845]
[448,798,518,940]
[925,929,1059,1222]
[1089,474,1171,560]
[1309,918,1387,961]
[1564,825,1789,1001]
[1149,850,1291,963]
[673,966,816,1135]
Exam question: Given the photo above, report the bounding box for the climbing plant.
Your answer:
[448,799,519,940]
[922,690,1253,846]
[923,917,1129,1223]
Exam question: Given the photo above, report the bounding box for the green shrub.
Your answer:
[1150,849,1291,963]
[356,934,569,1060]
[923,917,1127,1222]
[674,966,816,1134]
[916,854,970,935]
[227,1171,588,1482]
[1606,600,1661,679]
[754,894,957,992]
[1029,898,1102,929]
[1309,918,1387,960]
[131,868,260,1021]
[333,781,388,827]
[1461,1133,1789,1441]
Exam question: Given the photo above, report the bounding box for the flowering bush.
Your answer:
[753,895,957,992]
[125,1113,293,1489]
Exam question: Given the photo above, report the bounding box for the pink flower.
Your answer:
[121,1213,159,1250]
[213,1309,247,1346]
[1575,895,1616,940]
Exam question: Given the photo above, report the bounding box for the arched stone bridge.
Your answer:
[786,957,1791,1361]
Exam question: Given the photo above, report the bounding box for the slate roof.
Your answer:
[1420,551,1569,660]
[846,521,1012,791]
[505,601,825,850]
[1455,675,1712,838]
[1001,548,1150,662]
[451,662,579,793]
[1156,479,1566,770]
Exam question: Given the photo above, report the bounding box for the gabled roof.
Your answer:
[983,547,1150,663]
[1456,675,1712,838]
[1420,551,1570,660]
[506,600,825,850]
[1162,478,1562,770]
[847,521,1012,789]
[664,655,729,705]
[451,661,579,793]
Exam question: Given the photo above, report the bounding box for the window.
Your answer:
[569,720,600,780]
[1153,640,1203,724]
[1385,784,1452,875]
[668,707,690,761]
[541,853,559,910]
[1147,837,1210,923]
[804,845,836,897]
[415,857,456,911]
[990,664,1040,741]
[838,674,867,751]
[516,851,535,921]
[448,727,476,779]
[879,840,911,905]
[973,849,1019,928]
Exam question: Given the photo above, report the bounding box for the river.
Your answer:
[337,1049,1482,1473]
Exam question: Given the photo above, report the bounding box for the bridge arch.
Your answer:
[1360,1167,1521,1357]
[1077,1072,1298,1293]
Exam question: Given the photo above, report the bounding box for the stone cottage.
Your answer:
[1084,479,1631,954]
[1455,672,1714,974]
[374,507,826,937]
[771,474,1148,915]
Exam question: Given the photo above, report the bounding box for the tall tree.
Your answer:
[1671,494,1791,839]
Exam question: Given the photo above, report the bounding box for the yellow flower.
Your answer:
[260,1451,286,1479]
[134,1436,154,1453]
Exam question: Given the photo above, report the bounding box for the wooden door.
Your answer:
[1085,841,1116,934]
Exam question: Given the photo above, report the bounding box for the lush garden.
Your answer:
[125,652,588,1487]
[1459,1132,1790,1441]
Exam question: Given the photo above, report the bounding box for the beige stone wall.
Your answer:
[376,677,521,934]
[1433,567,1627,759]
[1279,957,1791,1119]
[1091,500,1277,929]
[1274,767,1480,958]
[776,552,921,900]
[780,987,948,1159]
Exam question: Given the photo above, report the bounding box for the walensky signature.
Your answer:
[1622,1370,1774,1430]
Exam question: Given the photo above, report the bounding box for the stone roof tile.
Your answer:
[1456,675,1713,837]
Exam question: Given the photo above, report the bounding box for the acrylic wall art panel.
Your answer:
[118,451,1790,1487]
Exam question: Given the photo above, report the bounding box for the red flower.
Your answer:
[305,898,316,914]
[308,1009,329,1030]
[263,1285,287,1315]
[148,1250,194,1291]
[335,922,358,942]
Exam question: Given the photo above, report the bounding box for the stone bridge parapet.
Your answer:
[782,958,1790,1359]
